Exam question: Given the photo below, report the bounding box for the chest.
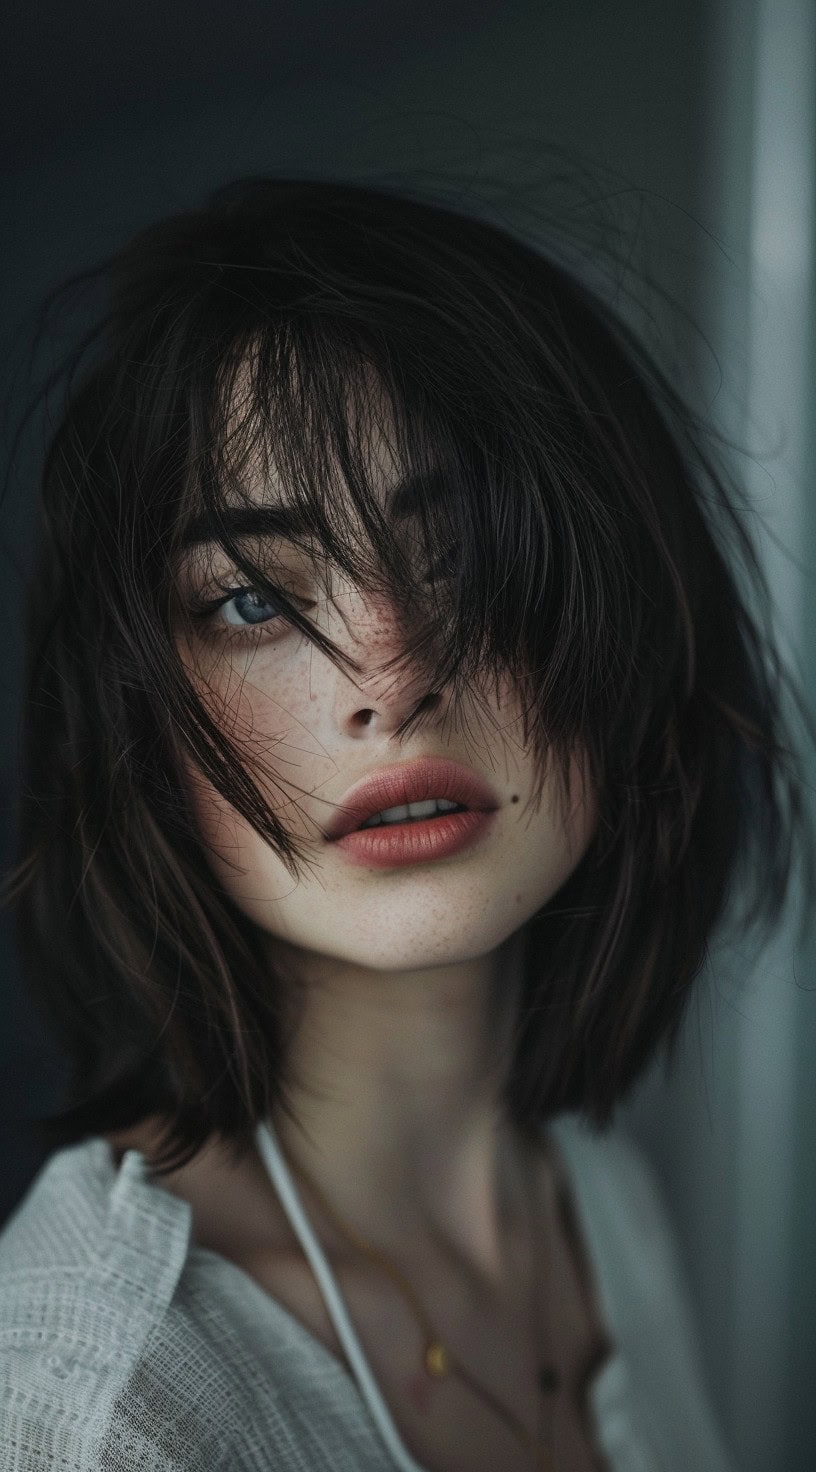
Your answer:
[109,1127,616,1472]
[229,1191,614,1472]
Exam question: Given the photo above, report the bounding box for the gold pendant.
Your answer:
[424,1339,450,1377]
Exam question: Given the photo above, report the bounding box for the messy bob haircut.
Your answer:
[3,175,815,1177]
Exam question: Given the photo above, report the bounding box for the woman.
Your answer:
[0,177,811,1472]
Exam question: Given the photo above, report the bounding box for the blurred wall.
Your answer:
[696,4,816,1470]
[2,3,813,1470]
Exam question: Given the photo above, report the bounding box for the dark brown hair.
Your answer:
[3,175,814,1175]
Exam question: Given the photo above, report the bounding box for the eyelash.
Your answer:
[188,584,313,643]
[186,549,456,644]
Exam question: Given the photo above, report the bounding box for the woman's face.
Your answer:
[171,437,598,978]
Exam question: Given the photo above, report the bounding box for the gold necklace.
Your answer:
[277,1137,561,1472]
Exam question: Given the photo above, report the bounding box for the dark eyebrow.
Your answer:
[179,504,310,552]
[390,470,447,518]
[178,473,444,553]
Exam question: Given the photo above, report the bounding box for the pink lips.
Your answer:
[331,807,499,869]
[323,756,500,842]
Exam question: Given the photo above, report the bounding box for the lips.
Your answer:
[323,757,501,841]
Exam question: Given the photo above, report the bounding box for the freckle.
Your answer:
[510,794,519,804]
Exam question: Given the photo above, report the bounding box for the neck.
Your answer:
[269,928,536,1287]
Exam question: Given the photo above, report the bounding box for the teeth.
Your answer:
[359,797,463,830]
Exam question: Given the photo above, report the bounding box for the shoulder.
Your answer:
[0,1137,233,1471]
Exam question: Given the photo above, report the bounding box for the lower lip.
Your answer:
[330,809,498,868]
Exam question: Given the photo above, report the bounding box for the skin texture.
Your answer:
[169,440,600,1292]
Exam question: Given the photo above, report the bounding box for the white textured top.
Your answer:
[0,1112,737,1472]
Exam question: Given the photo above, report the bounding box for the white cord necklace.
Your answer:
[255,1117,431,1472]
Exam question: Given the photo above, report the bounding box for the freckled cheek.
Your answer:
[170,747,297,913]
[165,745,241,865]
[167,660,338,846]
[254,669,317,725]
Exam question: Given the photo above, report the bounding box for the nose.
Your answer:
[329,581,445,737]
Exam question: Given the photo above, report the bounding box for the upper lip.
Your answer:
[323,757,501,840]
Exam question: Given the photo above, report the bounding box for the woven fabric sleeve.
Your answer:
[0,1141,219,1472]
[0,1140,397,1472]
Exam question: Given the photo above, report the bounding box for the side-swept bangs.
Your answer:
[4,177,814,1174]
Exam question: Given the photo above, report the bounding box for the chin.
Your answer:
[331,920,521,975]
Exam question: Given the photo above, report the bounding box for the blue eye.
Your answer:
[189,585,312,641]
[222,588,283,627]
